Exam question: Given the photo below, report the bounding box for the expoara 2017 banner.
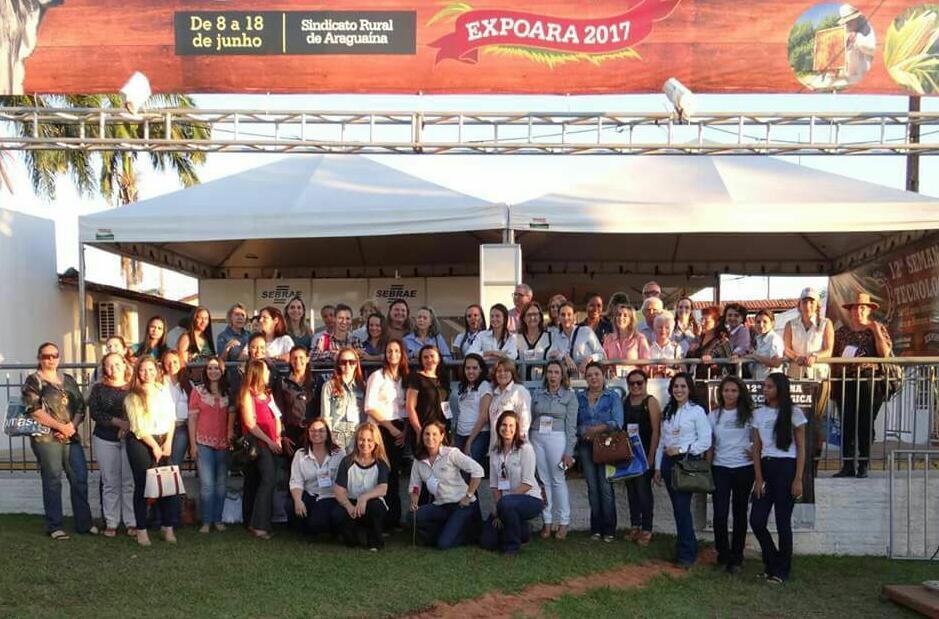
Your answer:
[828,236,939,356]
[3,0,939,95]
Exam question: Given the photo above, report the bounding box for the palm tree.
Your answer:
[0,93,209,289]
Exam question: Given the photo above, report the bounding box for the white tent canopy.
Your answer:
[78,153,939,280]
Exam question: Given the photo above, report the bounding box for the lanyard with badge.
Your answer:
[316,454,333,489]
[498,456,511,491]
[426,455,442,496]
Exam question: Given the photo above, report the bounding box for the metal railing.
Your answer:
[888,449,939,560]
[3,357,937,474]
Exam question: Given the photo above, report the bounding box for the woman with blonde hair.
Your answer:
[240,359,283,540]
[124,355,178,546]
[331,422,391,551]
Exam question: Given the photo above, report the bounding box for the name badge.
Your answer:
[441,401,452,420]
[627,423,640,437]
[524,349,538,360]
[538,416,553,433]
[427,475,440,496]
[317,470,332,489]
[497,478,511,491]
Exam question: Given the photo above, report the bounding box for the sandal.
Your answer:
[249,528,272,540]
[766,576,784,585]
[126,527,138,537]
[50,530,70,541]
[103,528,118,538]
[625,526,641,542]
[540,525,552,539]
[637,531,653,547]
[555,525,568,540]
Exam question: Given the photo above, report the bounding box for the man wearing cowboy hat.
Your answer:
[838,4,875,84]
[830,291,892,479]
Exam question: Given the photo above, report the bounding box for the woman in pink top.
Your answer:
[240,359,283,539]
[603,304,650,378]
[188,356,235,533]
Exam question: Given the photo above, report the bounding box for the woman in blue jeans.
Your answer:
[481,411,544,555]
[452,354,492,469]
[576,361,624,542]
[22,342,97,540]
[654,372,711,567]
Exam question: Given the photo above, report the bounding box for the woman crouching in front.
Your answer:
[481,410,544,555]
[408,421,484,549]
[331,422,391,551]
[289,417,345,539]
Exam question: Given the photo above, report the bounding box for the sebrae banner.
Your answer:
[828,236,939,356]
[4,0,939,95]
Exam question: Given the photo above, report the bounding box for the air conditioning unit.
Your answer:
[97,301,139,342]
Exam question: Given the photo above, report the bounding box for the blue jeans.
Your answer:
[196,444,230,525]
[410,501,481,549]
[750,457,797,580]
[30,439,93,534]
[577,440,617,536]
[171,425,190,466]
[454,432,490,474]
[662,454,697,564]
[480,494,543,553]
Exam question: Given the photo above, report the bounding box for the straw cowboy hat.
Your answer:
[838,4,862,24]
[841,292,879,311]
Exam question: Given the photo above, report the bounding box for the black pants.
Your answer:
[834,377,884,466]
[712,464,755,567]
[126,434,180,529]
[331,497,388,549]
[299,493,337,537]
[242,436,276,531]
[380,421,406,529]
[749,457,796,581]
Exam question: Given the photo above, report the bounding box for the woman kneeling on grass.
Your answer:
[331,422,390,551]
[409,421,484,549]
[750,373,806,584]
[290,418,345,538]
[480,410,544,556]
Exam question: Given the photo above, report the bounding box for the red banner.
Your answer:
[2,0,934,95]
[429,0,680,63]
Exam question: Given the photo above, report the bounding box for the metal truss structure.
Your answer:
[2,106,939,155]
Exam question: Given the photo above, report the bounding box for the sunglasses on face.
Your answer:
[628,380,645,387]
[40,353,60,360]
[338,359,357,367]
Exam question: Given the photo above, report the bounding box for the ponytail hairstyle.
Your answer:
[767,373,795,451]
[661,372,701,421]
[716,374,754,427]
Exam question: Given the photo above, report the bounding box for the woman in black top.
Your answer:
[274,345,316,458]
[621,369,661,546]
[89,352,135,537]
[405,345,450,441]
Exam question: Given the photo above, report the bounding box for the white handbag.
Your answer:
[144,464,185,499]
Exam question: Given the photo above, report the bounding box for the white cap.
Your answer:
[800,287,821,301]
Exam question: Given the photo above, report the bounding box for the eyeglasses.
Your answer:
[40,353,60,360]
[338,359,357,367]
[628,380,645,387]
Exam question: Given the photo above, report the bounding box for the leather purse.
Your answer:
[671,454,715,493]
[591,431,633,465]
[145,460,185,499]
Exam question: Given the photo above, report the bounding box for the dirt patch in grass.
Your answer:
[408,558,692,618]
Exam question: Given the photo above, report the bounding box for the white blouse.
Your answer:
[364,369,407,422]
[655,401,712,469]
[468,329,518,360]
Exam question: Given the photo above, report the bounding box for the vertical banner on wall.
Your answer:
[480,244,521,314]
[828,236,939,355]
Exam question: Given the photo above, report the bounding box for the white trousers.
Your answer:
[93,435,136,528]
[530,430,570,525]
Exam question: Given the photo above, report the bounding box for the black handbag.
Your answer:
[671,454,715,493]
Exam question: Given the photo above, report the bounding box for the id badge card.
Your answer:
[441,401,452,420]
[317,470,332,489]
[497,478,511,491]
[524,348,538,360]
[842,345,858,358]
[538,416,553,433]
[627,423,640,437]
[427,475,440,496]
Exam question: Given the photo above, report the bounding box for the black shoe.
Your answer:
[833,466,855,478]
[726,564,742,575]
[855,464,869,478]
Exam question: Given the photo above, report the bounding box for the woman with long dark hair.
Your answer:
[516,301,552,380]
[469,303,518,361]
[622,368,661,546]
[176,305,216,366]
[750,373,807,584]
[453,353,492,467]
[289,417,345,538]
[259,305,295,362]
[134,315,167,359]
[188,356,235,533]
[285,295,314,352]
[453,304,487,359]
[360,313,387,362]
[240,359,283,540]
[654,372,711,567]
[406,345,451,442]
[708,374,755,573]
[364,339,410,529]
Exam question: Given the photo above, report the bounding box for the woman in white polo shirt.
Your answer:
[708,375,755,574]
[654,372,711,568]
[408,421,484,549]
[469,303,518,361]
[749,373,807,584]
[464,357,531,451]
[364,339,410,529]
[289,418,345,537]
[480,410,544,555]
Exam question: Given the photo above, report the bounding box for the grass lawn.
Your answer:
[0,514,933,618]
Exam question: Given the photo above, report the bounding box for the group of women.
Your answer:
[20,285,888,578]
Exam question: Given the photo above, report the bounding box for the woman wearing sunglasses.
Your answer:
[320,347,365,453]
[622,369,661,546]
